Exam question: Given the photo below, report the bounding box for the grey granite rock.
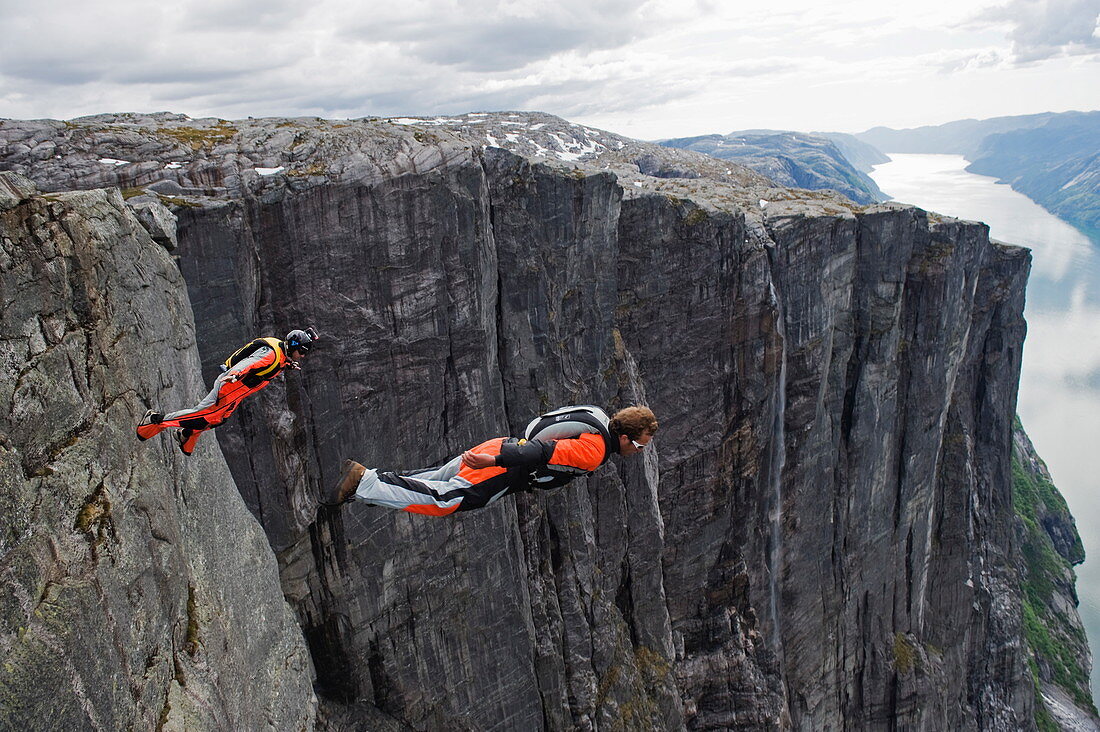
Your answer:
[1013,420,1098,727]
[0,171,36,211]
[0,180,316,729]
[127,197,179,250]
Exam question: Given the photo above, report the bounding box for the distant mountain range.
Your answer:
[856,113,1061,157]
[658,130,887,205]
[855,111,1100,232]
[658,112,1099,232]
[819,132,890,173]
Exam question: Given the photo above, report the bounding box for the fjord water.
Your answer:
[869,153,1100,695]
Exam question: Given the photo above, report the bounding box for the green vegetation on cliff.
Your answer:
[1012,420,1095,719]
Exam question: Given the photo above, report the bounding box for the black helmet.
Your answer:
[285,327,319,354]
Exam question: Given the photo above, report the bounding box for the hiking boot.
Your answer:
[136,410,164,441]
[327,460,365,505]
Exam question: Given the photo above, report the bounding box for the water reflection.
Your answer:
[870,154,1100,694]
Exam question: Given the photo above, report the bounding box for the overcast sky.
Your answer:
[1,0,1097,139]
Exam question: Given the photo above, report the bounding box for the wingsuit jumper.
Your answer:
[136,328,319,455]
[327,405,658,514]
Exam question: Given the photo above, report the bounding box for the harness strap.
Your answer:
[222,337,287,383]
[523,405,615,471]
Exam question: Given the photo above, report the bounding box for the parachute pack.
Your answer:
[221,337,286,385]
[523,404,615,472]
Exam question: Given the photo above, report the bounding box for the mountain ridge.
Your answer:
[657,128,887,205]
[854,111,1100,231]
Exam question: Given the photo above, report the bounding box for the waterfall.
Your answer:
[766,278,788,661]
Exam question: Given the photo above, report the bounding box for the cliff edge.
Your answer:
[0,173,316,729]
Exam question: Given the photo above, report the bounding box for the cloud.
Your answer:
[973,0,1100,64]
[0,0,702,119]
[938,48,1009,72]
[178,0,309,32]
[333,0,667,72]
[0,1,305,90]
[0,0,1094,134]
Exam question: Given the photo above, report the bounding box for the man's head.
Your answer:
[609,406,658,456]
[285,327,319,362]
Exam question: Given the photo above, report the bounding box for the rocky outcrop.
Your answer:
[0,173,315,729]
[1,114,1092,730]
[659,130,887,204]
[1013,422,1098,728]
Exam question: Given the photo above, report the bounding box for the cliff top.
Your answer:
[0,110,871,218]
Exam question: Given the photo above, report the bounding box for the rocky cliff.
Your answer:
[0,173,316,729]
[1,112,1094,730]
[1012,420,1097,730]
[658,130,886,205]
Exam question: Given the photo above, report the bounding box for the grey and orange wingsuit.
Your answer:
[136,328,318,455]
[328,405,658,513]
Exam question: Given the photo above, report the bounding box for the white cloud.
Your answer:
[938,48,1009,72]
[0,0,1095,136]
[971,0,1100,64]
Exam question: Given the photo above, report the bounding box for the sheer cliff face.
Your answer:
[0,174,315,730]
[0,116,1070,730]
[163,153,1035,728]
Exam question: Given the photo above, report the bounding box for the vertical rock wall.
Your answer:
[0,175,316,730]
[164,149,1040,730]
[0,117,1067,730]
[760,209,1033,729]
[172,149,684,729]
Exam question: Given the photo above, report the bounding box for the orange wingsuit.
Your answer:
[345,432,612,515]
[136,337,293,455]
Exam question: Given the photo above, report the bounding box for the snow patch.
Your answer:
[501,121,527,127]
[485,133,500,147]
[1061,169,1097,190]
[529,141,556,159]
[759,199,769,208]
[547,132,603,162]
[99,158,129,166]
[164,162,183,170]
[390,117,465,126]
[255,167,285,176]
[529,123,547,130]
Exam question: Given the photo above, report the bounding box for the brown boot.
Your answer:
[327,460,365,505]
